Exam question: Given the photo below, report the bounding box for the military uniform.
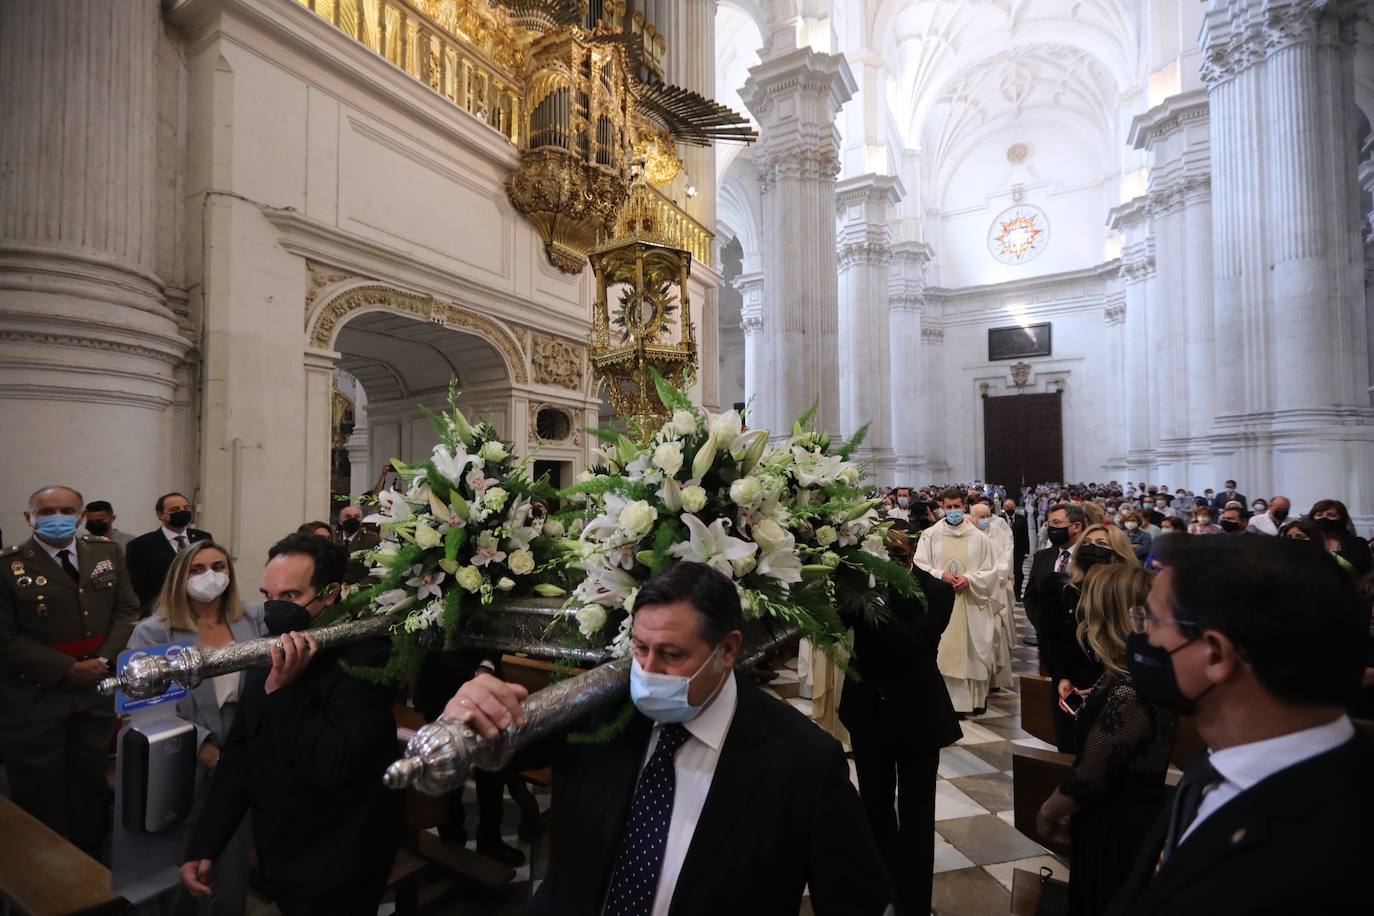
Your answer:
[337,528,382,585]
[0,534,139,855]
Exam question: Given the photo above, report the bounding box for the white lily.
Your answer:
[669,513,757,576]
[431,442,479,486]
[658,475,684,511]
[471,531,507,567]
[404,566,446,602]
[790,446,845,487]
[756,531,803,586]
[709,408,743,449]
[363,488,413,527]
[582,492,630,543]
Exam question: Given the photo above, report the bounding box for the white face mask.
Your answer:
[1123,521,1139,531]
[187,570,230,603]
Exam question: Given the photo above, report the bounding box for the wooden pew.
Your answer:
[1017,673,1058,747]
[0,795,124,916]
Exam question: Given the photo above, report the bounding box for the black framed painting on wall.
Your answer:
[988,322,1051,361]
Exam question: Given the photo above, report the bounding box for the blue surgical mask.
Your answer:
[976,518,990,530]
[33,514,79,545]
[945,509,964,526]
[630,646,722,724]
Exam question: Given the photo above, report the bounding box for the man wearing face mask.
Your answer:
[125,492,214,612]
[82,500,134,550]
[0,485,139,855]
[181,534,402,915]
[1106,536,1372,916]
[1243,496,1287,537]
[1002,498,1031,598]
[444,561,894,915]
[1023,503,1087,647]
[334,503,381,585]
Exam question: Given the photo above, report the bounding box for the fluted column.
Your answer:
[1361,135,1374,399]
[0,0,191,535]
[1109,198,1157,480]
[743,48,855,436]
[836,174,900,482]
[733,270,765,413]
[1202,0,1373,519]
[1102,293,1129,478]
[888,241,933,483]
[1130,91,1215,490]
[346,382,372,498]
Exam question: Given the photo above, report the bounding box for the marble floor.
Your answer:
[241,607,1061,916]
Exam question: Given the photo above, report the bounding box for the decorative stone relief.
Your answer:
[1104,300,1127,326]
[530,334,585,389]
[1010,362,1033,388]
[837,242,893,270]
[308,283,529,383]
[921,327,945,345]
[889,293,924,314]
[528,402,582,447]
[305,261,355,309]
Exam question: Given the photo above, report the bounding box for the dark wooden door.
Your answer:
[983,392,1063,489]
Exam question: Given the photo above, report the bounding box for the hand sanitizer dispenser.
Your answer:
[120,716,197,833]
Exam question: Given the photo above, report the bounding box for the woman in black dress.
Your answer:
[1036,564,1177,916]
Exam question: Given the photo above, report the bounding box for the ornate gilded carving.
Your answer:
[528,402,581,446]
[530,334,586,389]
[1010,362,1032,388]
[309,283,529,383]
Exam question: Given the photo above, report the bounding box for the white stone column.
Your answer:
[888,241,933,484]
[1102,292,1129,479]
[836,174,900,482]
[346,382,372,498]
[0,0,192,537]
[1203,0,1374,518]
[1361,135,1374,401]
[1131,91,1215,490]
[920,322,948,481]
[733,270,765,414]
[743,48,855,436]
[1109,199,1158,480]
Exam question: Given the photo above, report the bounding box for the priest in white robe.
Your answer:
[914,490,1003,714]
[971,503,1016,691]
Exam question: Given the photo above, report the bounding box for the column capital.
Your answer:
[1104,291,1127,326]
[835,173,905,210]
[742,47,857,122]
[1200,0,1361,89]
[1128,90,1210,152]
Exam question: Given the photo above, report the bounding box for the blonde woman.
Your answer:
[1037,565,1177,916]
[1044,524,1139,752]
[130,541,264,916]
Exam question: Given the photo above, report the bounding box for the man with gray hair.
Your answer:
[0,485,139,855]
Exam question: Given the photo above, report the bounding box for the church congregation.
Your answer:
[4,0,1374,914]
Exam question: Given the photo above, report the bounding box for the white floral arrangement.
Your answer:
[318,384,569,680]
[556,374,917,658]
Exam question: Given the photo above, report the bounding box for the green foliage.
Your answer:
[419,403,453,450]
[342,624,427,685]
[565,698,637,745]
[650,366,694,414]
[837,423,870,461]
[646,517,686,575]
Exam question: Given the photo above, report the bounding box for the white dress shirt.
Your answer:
[635,672,739,916]
[37,535,78,566]
[162,525,191,549]
[1246,513,1280,536]
[1181,715,1355,843]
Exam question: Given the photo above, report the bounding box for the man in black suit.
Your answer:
[1001,498,1030,598]
[447,561,894,915]
[1107,535,1373,916]
[124,492,213,611]
[840,511,961,916]
[1211,479,1246,512]
[335,504,382,585]
[181,534,401,915]
[1021,502,1085,645]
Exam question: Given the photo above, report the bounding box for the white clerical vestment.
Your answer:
[982,516,1017,690]
[913,519,1003,713]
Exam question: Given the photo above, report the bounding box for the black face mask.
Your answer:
[1270,508,1289,523]
[85,520,111,536]
[169,509,194,529]
[1076,544,1114,570]
[340,517,362,535]
[263,599,314,636]
[1047,526,1072,546]
[1219,519,1242,532]
[1126,631,1214,715]
[1314,517,1344,535]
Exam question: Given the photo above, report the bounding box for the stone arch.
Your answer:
[306,280,529,384]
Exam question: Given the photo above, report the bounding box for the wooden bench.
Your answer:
[1017,673,1058,746]
[0,795,124,916]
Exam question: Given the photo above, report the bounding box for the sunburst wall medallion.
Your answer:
[988,204,1050,265]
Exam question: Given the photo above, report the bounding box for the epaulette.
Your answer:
[79,534,111,543]
[0,545,18,558]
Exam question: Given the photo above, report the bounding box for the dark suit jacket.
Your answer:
[1003,510,1030,555]
[1211,490,1246,511]
[1022,545,1066,634]
[1106,734,1374,916]
[186,637,403,900]
[839,566,962,752]
[1038,581,1101,690]
[125,527,213,607]
[529,672,894,916]
[336,529,382,585]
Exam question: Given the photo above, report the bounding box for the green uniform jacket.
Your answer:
[0,535,139,727]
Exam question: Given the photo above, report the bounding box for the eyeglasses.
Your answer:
[1128,606,1198,634]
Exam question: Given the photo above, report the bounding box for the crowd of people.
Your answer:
[2,480,1373,916]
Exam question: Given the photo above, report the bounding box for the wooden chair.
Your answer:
[0,795,124,916]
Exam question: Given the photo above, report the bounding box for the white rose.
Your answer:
[618,499,657,538]
[483,486,508,511]
[479,441,509,465]
[681,485,707,513]
[732,556,757,577]
[496,576,516,592]
[752,518,789,553]
[455,565,484,593]
[542,517,565,539]
[672,410,697,436]
[652,441,685,477]
[709,409,742,448]
[508,548,536,576]
[729,477,763,508]
[575,604,608,639]
[838,466,861,486]
[815,525,838,547]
